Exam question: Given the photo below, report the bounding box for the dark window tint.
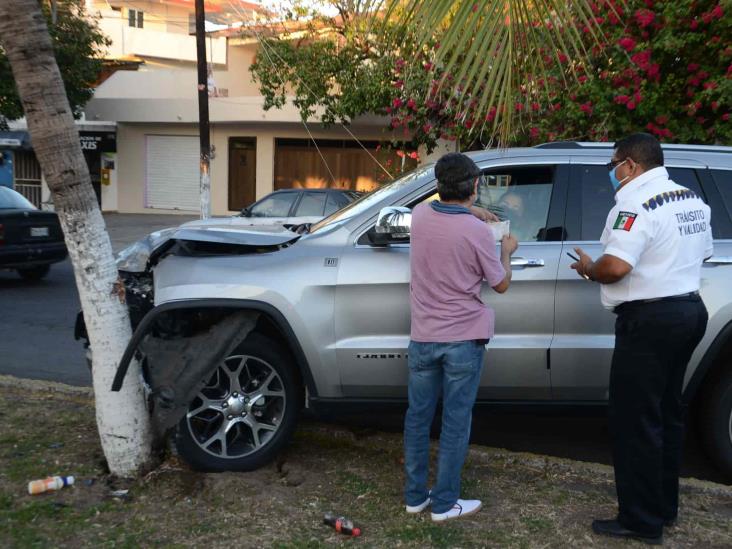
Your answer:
[249,193,296,217]
[710,169,732,236]
[577,165,615,241]
[475,165,555,242]
[578,166,709,241]
[294,192,326,217]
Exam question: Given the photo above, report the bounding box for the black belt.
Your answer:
[615,291,700,313]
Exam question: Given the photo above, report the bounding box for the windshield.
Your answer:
[0,187,36,210]
[309,164,435,233]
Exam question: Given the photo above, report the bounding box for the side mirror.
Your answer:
[240,206,251,217]
[368,206,412,246]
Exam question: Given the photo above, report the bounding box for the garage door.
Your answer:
[145,135,199,211]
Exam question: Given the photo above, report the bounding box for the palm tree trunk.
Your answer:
[0,0,155,476]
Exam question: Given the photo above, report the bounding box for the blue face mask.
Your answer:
[609,160,628,191]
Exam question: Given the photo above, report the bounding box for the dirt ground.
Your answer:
[1,377,731,548]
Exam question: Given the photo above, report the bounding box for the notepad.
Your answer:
[488,220,510,240]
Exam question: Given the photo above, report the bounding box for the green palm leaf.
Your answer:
[378,0,620,146]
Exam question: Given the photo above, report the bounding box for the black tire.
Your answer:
[700,366,732,479]
[175,333,302,472]
[17,265,50,280]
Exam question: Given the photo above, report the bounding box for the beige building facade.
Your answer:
[84,3,421,216]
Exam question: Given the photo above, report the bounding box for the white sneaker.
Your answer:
[431,499,482,522]
[405,496,431,514]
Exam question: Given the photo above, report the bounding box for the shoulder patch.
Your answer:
[613,211,637,231]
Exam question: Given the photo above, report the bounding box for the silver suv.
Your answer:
[82,142,732,476]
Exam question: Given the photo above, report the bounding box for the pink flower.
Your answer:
[422,123,432,133]
[408,151,419,160]
[647,64,660,79]
[423,62,433,71]
[515,102,524,112]
[485,106,497,122]
[579,102,593,115]
[396,150,405,158]
[655,115,668,125]
[712,101,720,110]
[627,100,637,110]
[406,98,417,110]
[711,4,724,19]
[687,63,700,72]
[558,52,568,64]
[531,102,541,112]
[631,50,652,69]
[635,9,655,27]
[722,113,730,121]
[393,80,404,89]
[529,127,540,139]
[578,75,588,84]
[703,81,718,90]
[618,37,637,51]
[614,94,630,105]
[690,19,699,30]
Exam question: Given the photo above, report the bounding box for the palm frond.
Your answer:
[379,0,622,147]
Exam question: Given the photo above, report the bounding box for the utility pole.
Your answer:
[194,0,211,219]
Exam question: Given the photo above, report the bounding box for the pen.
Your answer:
[566,252,590,280]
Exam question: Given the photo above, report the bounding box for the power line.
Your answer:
[224,0,393,179]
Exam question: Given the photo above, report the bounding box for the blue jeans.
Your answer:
[404,340,485,513]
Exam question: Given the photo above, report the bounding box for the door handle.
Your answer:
[511,257,545,267]
[704,256,732,265]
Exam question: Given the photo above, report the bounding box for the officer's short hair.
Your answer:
[614,133,664,170]
[435,153,480,202]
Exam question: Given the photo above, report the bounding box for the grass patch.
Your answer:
[1,381,731,548]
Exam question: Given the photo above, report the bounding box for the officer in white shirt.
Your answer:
[570,133,711,545]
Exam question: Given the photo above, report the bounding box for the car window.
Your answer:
[707,169,732,239]
[294,192,326,217]
[0,187,36,210]
[324,193,348,215]
[577,165,617,241]
[249,193,297,217]
[576,165,710,241]
[475,166,555,242]
[310,163,435,233]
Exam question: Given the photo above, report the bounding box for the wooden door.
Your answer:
[228,137,256,211]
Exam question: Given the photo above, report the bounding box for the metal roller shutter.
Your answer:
[145,135,199,211]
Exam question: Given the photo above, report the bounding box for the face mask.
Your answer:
[609,160,629,191]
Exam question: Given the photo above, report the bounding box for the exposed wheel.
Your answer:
[175,333,302,471]
[17,265,50,280]
[700,366,732,479]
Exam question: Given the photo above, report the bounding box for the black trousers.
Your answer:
[609,295,708,536]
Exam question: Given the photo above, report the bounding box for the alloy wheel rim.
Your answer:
[186,354,286,459]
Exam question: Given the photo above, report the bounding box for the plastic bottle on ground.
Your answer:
[28,476,75,495]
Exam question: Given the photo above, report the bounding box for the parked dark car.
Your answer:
[0,187,67,280]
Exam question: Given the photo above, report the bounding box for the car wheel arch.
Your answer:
[111,298,317,399]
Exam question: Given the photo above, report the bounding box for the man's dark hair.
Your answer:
[434,152,480,202]
[614,133,664,170]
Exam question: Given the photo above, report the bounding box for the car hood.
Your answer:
[172,221,299,246]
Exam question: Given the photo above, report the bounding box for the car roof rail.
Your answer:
[535,141,732,153]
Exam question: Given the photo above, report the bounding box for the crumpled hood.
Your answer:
[172,220,299,247]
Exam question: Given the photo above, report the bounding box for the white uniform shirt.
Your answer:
[600,166,713,310]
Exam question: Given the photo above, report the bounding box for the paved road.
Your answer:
[0,213,728,485]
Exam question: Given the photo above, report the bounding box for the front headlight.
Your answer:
[115,228,176,272]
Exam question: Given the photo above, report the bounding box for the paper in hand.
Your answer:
[488,220,510,241]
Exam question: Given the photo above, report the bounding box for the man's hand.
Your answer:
[469,205,500,223]
[501,234,519,257]
[570,247,594,280]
